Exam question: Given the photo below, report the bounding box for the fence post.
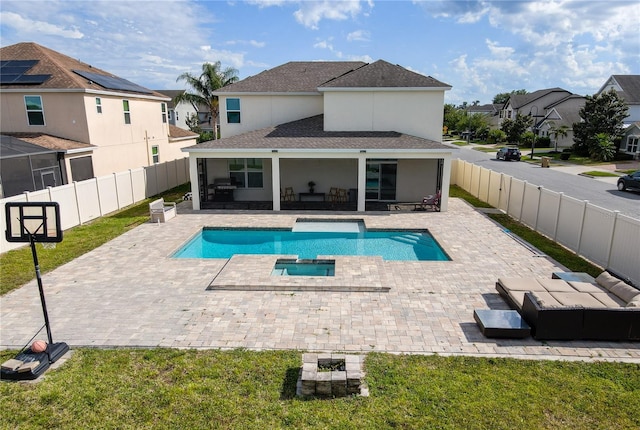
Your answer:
[519,181,527,222]
[113,173,121,210]
[73,182,83,225]
[95,177,104,216]
[534,186,543,231]
[553,192,563,241]
[506,175,513,216]
[576,200,589,255]
[606,211,620,268]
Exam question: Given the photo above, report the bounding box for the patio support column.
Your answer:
[189,155,200,210]
[357,154,367,211]
[271,154,281,211]
[439,156,452,212]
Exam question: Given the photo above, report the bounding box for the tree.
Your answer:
[184,112,201,133]
[500,112,533,143]
[573,89,628,159]
[443,104,464,133]
[548,122,569,152]
[174,62,239,139]
[493,89,527,105]
[590,133,617,161]
[487,129,506,144]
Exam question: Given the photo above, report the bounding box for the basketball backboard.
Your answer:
[5,202,63,243]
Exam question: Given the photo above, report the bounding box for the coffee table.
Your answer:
[551,272,595,283]
[473,309,531,338]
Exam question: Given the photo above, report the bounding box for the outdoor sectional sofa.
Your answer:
[496,272,640,341]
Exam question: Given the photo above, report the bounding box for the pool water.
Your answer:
[173,228,450,261]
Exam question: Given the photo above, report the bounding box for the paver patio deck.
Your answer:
[1,198,638,362]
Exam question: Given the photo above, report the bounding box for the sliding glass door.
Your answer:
[366,161,397,201]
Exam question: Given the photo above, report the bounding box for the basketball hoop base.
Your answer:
[1,342,69,381]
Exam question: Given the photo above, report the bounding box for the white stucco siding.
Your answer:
[86,96,176,176]
[322,90,445,141]
[0,92,90,142]
[218,94,323,138]
[280,158,358,195]
[395,159,439,201]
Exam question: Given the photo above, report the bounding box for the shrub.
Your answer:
[487,129,506,144]
[536,136,551,147]
[560,153,571,160]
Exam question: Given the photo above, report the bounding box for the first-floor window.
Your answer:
[152,145,159,164]
[25,95,45,125]
[626,136,638,153]
[228,158,262,188]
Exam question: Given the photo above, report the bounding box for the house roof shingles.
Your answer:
[0,42,165,98]
[610,75,640,104]
[319,60,451,89]
[508,88,572,109]
[1,133,94,156]
[186,115,451,151]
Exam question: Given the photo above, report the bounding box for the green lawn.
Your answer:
[1,349,638,429]
[580,171,620,177]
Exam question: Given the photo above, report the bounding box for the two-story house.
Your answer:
[597,75,640,159]
[155,90,212,133]
[0,42,195,198]
[499,88,573,127]
[536,95,586,150]
[182,60,454,212]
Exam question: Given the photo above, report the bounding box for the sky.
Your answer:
[1,0,638,105]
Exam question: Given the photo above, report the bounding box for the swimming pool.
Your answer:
[172,228,450,261]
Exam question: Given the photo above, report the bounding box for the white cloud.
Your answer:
[0,11,83,39]
[347,30,370,42]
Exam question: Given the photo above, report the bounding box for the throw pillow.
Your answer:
[595,271,621,291]
[609,281,640,303]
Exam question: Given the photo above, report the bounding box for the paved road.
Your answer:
[452,145,640,219]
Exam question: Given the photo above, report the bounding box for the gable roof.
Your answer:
[168,125,198,140]
[508,88,572,109]
[319,60,451,89]
[184,115,451,152]
[0,42,165,98]
[216,61,366,93]
[599,75,640,104]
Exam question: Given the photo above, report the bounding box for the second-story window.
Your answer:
[25,95,45,126]
[96,97,102,114]
[123,100,131,124]
[161,103,167,123]
[226,98,241,123]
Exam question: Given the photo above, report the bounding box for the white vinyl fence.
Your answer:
[1,158,189,253]
[451,158,640,286]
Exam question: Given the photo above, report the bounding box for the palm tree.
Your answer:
[174,62,239,139]
[549,123,570,153]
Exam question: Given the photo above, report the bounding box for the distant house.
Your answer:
[536,95,585,150]
[499,88,573,126]
[467,103,501,129]
[0,42,195,198]
[597,75,640,159]
[182,60,454,212]
[155,90,211,133]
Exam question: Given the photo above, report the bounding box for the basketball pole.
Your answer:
[28,232,54,347]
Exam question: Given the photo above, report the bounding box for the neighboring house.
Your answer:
[596,75,640,159]
[155,90,211,133]
[467,103,501,129]
[182,60,454,212]
[0,42,194,197]
[500,88,573,126]
[536,95,585,150]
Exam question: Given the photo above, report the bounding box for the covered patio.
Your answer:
[183,115,454,211]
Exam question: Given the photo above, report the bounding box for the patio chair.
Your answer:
[282,187,295,201]
[337,188,348,203]
[415,190,441,212]
[328,187,339,203]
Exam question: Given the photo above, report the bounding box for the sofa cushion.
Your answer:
[498,277,547,291]
[595,271,622,290]
[508,290,526,309]
[609,281,640,303]
[530,291,563,308]
[537,278,575,292]
[549,292,607,308]
[568,281,606,294]
[590,292,626,308]
[626,298,640,308]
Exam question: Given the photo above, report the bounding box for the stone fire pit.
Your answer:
[297,353,368,398]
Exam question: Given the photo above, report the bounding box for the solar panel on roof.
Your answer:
[72,69,153,94]
[0,59,51,85]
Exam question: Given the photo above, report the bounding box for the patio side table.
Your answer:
[473,309,531,339]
